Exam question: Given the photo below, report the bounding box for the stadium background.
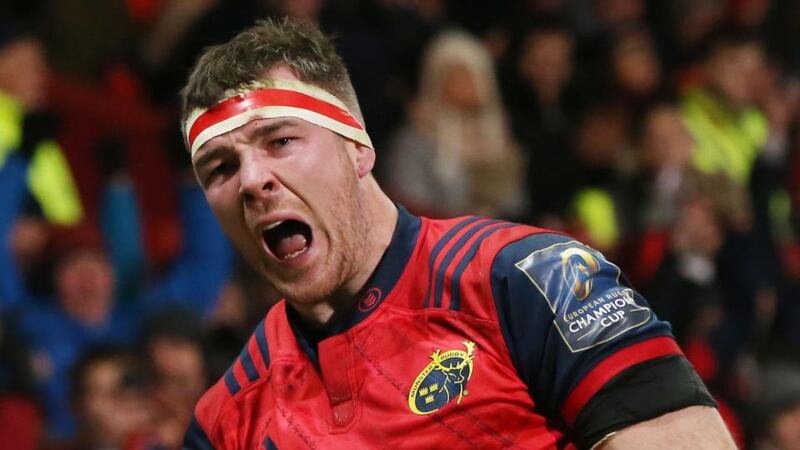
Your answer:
[1,0,799,448]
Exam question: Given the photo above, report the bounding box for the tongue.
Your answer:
[275,233,308,259]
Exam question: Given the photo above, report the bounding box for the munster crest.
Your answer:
[408,341,476,415]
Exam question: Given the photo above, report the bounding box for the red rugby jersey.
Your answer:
[184,207,713,449]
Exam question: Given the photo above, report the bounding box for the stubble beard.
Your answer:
[271,166,372,308]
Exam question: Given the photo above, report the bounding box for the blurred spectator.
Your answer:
[666,0,727,70]
[627,102,753,242]
[144,311,207,449]
[69,349,156,450]
[681,28,769,188]
[605,25,666,114]
[568,99,633,252]
[138,181,234,318]
[16,226,139,440]
[678,29,788,376]
[204,277,252,383]
[501,19,579,224]
[5,180,232,440]
[643,196,725,345]
[0,19,83,229]
[46,66,183,268]
[636,104,696,229]
[384,29,525,218]
[753,363,800,450]
[619,99,761,302]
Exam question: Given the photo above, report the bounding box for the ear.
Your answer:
[351,143,376,178]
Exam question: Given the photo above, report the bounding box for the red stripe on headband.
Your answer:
[188,88,363,148]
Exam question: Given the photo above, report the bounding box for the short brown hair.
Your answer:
[180,17,362,127]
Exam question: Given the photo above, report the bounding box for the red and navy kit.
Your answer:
[184,206,714,449]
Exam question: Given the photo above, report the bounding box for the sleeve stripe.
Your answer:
[450,223,517,311]
[239,346,260,382]
[183,415,216,449]
[255,319,271,368]
[561,336,682,425]
[224,367,242,396]
[432,220,499,308]
[422,216,483,307]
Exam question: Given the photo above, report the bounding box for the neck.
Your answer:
[290,180,398,329]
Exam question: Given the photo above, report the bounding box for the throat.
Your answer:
[288,298,343,329]
[286,301,340,340]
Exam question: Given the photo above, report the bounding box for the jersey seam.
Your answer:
[484,232,550,371]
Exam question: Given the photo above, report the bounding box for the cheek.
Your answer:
[289,140,353,200]
[206,186,244,233]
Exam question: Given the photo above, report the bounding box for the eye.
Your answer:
[271,137,295,148]
[205,160,236,185]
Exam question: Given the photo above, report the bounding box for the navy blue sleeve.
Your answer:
[490,233,682,424]
[183,415,216,450]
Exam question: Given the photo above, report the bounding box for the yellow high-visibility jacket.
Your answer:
[0,91,82,225]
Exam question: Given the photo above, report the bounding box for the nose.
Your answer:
[238,152,278,202]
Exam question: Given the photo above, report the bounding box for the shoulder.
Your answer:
[187,318,272,448]
[490,232,622,314]
[188,377,237,449]
[416,216,542,262]
[489,232,667,355]
[489,231,578,280]
[409,216,539,311]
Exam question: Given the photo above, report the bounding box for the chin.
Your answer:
[268,271,338,305]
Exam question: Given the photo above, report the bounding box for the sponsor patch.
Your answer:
[514,241,651,352]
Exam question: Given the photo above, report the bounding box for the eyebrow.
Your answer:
[192,145,226,171]
[192,118,301,168]
[252,118,301,139]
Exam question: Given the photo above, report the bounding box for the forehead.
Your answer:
[265,65,300,82]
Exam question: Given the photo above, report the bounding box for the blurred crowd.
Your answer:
[1,0,800,449]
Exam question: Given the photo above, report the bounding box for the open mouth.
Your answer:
[262,220,313,261]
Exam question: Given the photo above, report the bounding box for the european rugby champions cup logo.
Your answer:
[408,341,476,415]
[515,241,651,353]
[560,247,600,300]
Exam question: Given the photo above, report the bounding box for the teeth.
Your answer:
[263,221,283,231]
[281,246,309,260]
